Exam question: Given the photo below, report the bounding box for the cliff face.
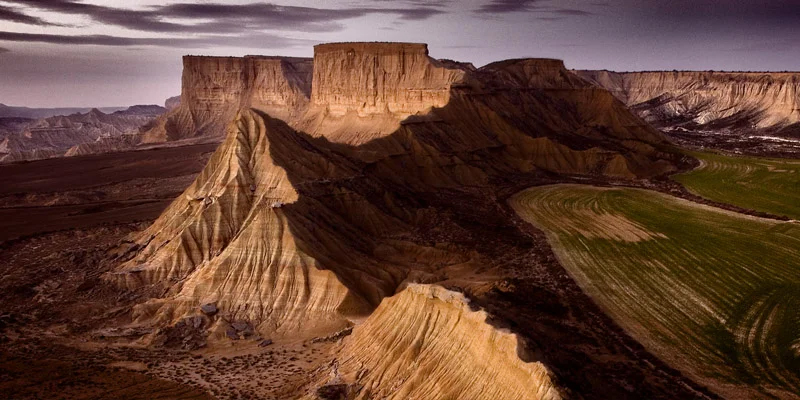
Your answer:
[576,70,800,131]
[141,56,313,143]
[310,43,467,117]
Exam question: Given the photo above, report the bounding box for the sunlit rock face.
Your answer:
[576,70,800,131]
[310,42,467,118]
[333,284,563,400]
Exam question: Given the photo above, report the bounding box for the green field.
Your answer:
[511,185,800,398]
[674,152,800,220]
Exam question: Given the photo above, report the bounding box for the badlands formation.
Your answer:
[101,43,710,399]
[577,70,800,155]
[577,70,800,131]
[0,105,165,163]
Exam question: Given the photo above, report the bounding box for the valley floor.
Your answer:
[511,184,800,399]
[674,151,800,220]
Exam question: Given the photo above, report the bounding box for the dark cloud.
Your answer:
[475,0,538,13]
[621,0,800,26]
[474,0,593,18]
[0,4,56,25]
[6,1,444,34]
[371,0,451,7]
[0,47,10,53]
[0,30,310,49]
[551,9,593,16]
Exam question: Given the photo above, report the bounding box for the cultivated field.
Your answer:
[511,184,800,399]
[674,152,800,220]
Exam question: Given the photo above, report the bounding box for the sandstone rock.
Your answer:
[108,44,684,342]
[311,42,467,118]
[164,95,181,111]
[336,284,562,400]
[141,56,312,144]
[103,45,694,379]
[576,70,800,131]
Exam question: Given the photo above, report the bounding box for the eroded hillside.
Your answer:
[0,106,165,163]
[577,70,800,155]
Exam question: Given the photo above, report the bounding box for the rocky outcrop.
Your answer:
[109,109,407,336]
[331,284,562,400]
[482,58,587,89]
[310,43,467,117]
[141,56,313,143]
[576,70,800,132]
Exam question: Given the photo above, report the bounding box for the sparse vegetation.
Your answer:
[511,184,800,397]
[674,151,800,220]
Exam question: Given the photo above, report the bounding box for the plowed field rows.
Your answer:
[511,184,800,398]
[675,152,800,220]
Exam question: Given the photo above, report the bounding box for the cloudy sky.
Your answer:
[1,0,798,107]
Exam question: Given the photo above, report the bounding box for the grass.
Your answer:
[674,151,800,220]
[510,184,800,398]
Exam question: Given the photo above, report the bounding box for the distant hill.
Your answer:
[0,105,166,163]
[0,103,126,119]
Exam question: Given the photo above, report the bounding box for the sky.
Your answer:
[0,0,798,107]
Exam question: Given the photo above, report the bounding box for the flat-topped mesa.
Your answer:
[141,55,312,143]
[310,42,468,118]
[181,55,312,112]
[576,70,800,130]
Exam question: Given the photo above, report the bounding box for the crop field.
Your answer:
[674,152,800,220]
[510,184,800,398]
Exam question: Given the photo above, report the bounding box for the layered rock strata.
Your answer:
[334,284,562,400]
[142,56,313,143]
[310,42,467,117]
[576,70,800,132]
[112,45,682,335]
